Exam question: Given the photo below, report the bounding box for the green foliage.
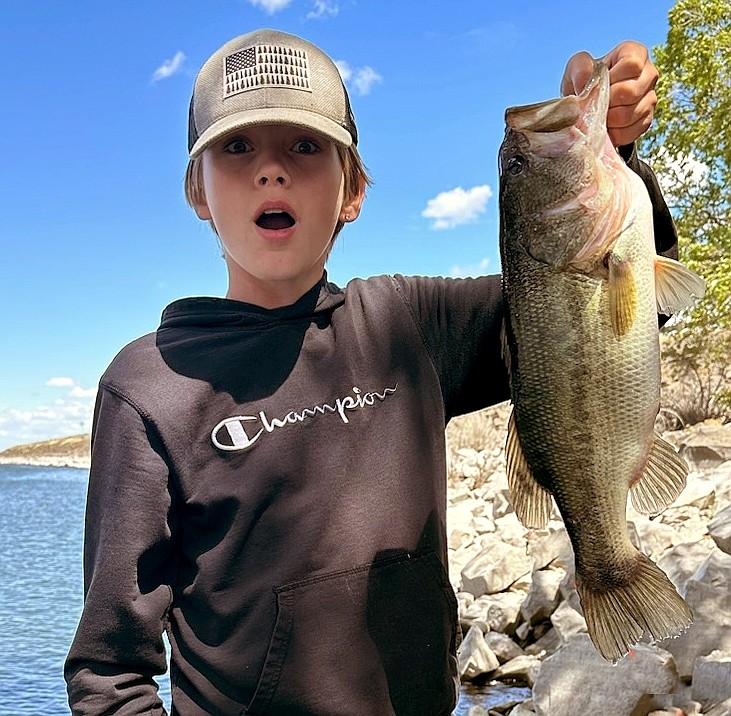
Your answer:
[640,0,731,423]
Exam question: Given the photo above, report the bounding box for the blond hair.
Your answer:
[184,144,371,241]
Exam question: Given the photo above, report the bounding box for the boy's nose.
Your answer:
[255,152,290,187]
[257,173,287,186]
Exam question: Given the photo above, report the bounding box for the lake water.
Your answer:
[0,464,528,715]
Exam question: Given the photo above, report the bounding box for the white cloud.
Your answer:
[451,257,491,278]
[307,0,339,18]
[151,51,186,83]
[247,0,294,13]
[422,185,493,230]
[46,377,74,387]
[0,378,99,450]
[335,61,382,96]
[0,399,94,451]
[70,386,98,399]
[335,60,352,82]
[353,66,382,96]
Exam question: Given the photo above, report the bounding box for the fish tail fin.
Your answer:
[655,255,705,315]
[577,551,692,663]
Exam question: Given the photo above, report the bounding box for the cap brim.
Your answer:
[189,107,353,158]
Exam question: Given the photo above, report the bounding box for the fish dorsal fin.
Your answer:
[608,254,637,338]
[630,433,689,515]
[655,255,706,316]
[506,408,554,529]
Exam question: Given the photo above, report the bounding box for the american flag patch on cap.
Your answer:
[224,44,311,97]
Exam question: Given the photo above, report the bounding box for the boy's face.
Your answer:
[194,124,362,307]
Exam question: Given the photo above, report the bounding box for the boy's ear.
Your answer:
[339,183,366,223]
[193,194,213,221]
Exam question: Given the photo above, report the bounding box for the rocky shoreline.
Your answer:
[447,403,731,716]
[0,434,90,469]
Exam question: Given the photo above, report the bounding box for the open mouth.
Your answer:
[255,209,296,231]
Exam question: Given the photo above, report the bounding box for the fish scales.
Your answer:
[498,60,704,661]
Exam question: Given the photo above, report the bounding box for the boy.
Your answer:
[65,29,675,715]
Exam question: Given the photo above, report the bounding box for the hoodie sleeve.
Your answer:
[64,385,177,715]
[390,274,510,421]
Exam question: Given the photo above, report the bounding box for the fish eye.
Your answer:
[506,155,526,176]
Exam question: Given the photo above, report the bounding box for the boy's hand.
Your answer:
[560,41,659,148]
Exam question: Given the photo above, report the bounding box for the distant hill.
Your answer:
[0,434,90,469]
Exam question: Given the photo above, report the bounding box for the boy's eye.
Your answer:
[223,138,251,154]
[293,139,320,154]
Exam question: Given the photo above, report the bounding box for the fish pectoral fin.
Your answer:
[608,253,637,338]
[578,551,692,663]
[505,408,553,529]
[630,433,689,515]
[654,255,706,315]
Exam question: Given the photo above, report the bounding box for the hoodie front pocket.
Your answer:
[244,550,458,716]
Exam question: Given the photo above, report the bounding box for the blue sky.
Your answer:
[0,0,675,450]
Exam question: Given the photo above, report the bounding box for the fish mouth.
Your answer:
[505,61,608,138]
[255,207,296,231]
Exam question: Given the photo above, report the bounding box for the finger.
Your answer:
[607,61,659,109]
[607,90,657,146]
[601,40,649,79]
[601,41,658,100]
[560,50,595,96]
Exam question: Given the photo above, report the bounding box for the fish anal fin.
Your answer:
[608,253,637,338]
[655,255,705,316]
[630,433,689,515]
[578,551,692,663]
[506,409,553,529]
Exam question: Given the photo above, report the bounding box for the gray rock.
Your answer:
[531,634,678,716]
[666,475,716,511]
[524,626,562,658]
[457,625,500,680]
[549,599,587,645]
[466,707,488,716]
[527,526,573,571]
[691,650,731,709]
[492,489,514,520]
[483,631,525,663]
[519,568,564,625]
[492,654,542,687]
[461,592,524,635]
[709,461,731,509]
[656,539,716,594]
[664,549,731,678]
[628,517,683,559]
[675,424,731,470]
[705,696,731,716]
[710,504,731,555]
[461,539,533,596]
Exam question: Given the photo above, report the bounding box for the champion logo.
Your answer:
[211,384,398,452]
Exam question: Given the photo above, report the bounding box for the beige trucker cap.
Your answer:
[188,29,358,157]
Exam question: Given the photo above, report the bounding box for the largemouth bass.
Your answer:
[498,60,705,662]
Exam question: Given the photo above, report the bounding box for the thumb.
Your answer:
[560,50,595,96]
